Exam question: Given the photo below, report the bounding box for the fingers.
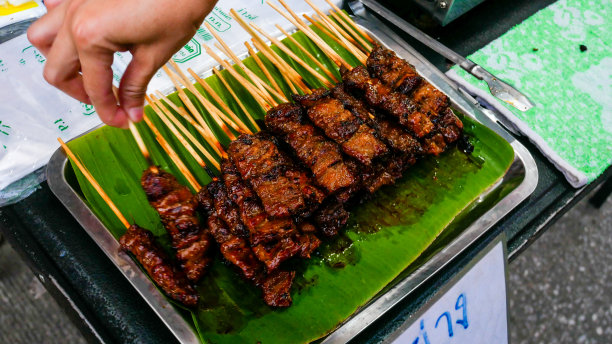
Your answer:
[44,0,66,11]
[78,47,130,128]
[41,22,90,103]
[27,0,69,56]
[117,48,159,123]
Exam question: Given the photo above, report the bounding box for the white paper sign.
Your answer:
[388,240,508,344]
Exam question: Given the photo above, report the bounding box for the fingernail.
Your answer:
[127,107,143,122]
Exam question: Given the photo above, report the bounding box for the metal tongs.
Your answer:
[348,0,535,112]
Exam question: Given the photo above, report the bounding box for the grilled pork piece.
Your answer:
[199,182,297,308]
[330,85,423,157]
[141,166,212,282]
[293,89,389,166]
[313,200,350,237]
[221,161,304,270]
[367,45,422,95]
[119,224,199,307]
[228,133,326,219]
[342,66,434,138]
[199,184,263,281]
[366,46,463,145]
[261,270,295,307]
[265,103,360,199]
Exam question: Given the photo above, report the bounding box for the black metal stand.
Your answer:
[590,176,612,209]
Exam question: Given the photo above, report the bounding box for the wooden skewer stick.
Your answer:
[57,138,130,229]
[128,121,151,162]
[162,66,222,137]
[212,67,261,132]
[213,42,287,105]
[204,23,285,104]
[329,9,371,52]
[169,60,250,134]
[145,95,208,170]
[153,91,224,158]
[268,0,350,69]
[244,42,283,96]
[309,10,367,64]
[316,12,368,60]
[187,68,253,134]
[249,22,333,88]
[303,14,351,56]
[164,64,240,139]
[151,94,224,168]
[324,0,374,44]
[164,65,238,141]
[302,0,367,62]
[203,43,273,110]
[166,62,240,136]
[143,116,201,191]
[275,24,339,83]
[250,39,298,95]
[305,12,359,50]
[251,39,304,94]
[229,9,309,93]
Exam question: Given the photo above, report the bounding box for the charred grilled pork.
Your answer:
[141,166,212,282]
[228,133,326,219]
[119,224,199,307]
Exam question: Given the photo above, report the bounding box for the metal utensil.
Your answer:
[349,0,535,112]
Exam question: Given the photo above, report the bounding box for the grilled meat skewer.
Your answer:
[342,66,434,139]
[266,102,360,201]
[228,133,326,219]
[141,166,213,282]
[366,46,463,145]
[293,89,389,166]
[198,185,297,307]
[120,224,199,307]
[220,161,306,269]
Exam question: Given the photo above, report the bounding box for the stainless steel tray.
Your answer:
[47,17,538,344]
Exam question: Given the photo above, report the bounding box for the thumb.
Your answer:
[118,51,158,122]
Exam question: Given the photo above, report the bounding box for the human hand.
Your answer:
[27,0,216,128]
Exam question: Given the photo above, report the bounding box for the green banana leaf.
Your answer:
[66,17,515,344]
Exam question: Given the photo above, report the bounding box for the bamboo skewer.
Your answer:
[329,9,371,52]
[251,38,298,95]
[169,60,250,135]
[251,39,302,94]
[213,43,288,105]
[268,0,351,69]
[302,14,351,55]
[275,24,339,83]
[186,68,253,134]
[204,22,281,104]
[323,0,374,44]
[245,42,283,96]
[249,22,333,88]
[58,138,131,229]
[310,11,367,63]
[164,65,239,140]
[163,66,223,137]
[229,9,309,93]
[212,67,261,132]
[302,0,368,61]
[151,97,222,171]
[213,42,278,105]
[305,13,359,51]
[128,121,151,163]
[203,43,273,110]
[146,96,209,171]
[318,11,366,55]
[154,91,225,158]
[143,116,201,191]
